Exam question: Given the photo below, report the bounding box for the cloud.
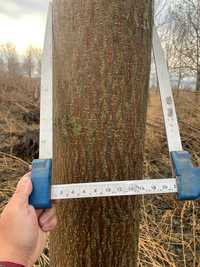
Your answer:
[0,0,49,18]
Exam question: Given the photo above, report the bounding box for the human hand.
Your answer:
[0,173,57,267]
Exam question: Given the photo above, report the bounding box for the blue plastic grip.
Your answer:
[29,159,52,209]
[171,151,200,200]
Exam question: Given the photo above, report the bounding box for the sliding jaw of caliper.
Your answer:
[29,152,200,209]
[29,5,200,209]
[171,151,200,201]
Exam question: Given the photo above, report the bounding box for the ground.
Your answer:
[1,74,200,266]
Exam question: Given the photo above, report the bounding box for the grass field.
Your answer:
[1,74,200,266]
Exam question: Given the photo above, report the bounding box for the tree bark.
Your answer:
[50,1,153,266]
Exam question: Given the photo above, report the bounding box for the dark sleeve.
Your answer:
[0,262,25,267]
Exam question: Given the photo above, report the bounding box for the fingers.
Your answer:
[36,209,44,218]
[39,205,57,232]
[13,173,32,205]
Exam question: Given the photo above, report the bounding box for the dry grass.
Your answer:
[1,75,200,266]
[138,91,200,266]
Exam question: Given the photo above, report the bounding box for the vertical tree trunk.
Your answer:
[196,67,200,91]
[176,70,182,98]
[196,30,200,91]
[50,1,153,266]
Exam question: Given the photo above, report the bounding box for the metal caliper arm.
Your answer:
[29,18,200,208]
[153,28,200,201]
[29,3,53,209]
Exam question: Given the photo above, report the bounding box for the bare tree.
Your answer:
[23,46,35,78]
[0,43,20,75]
[35,50,42,77]
[23,46,42,78]
[171,0,200,91]
[0,57,5,73]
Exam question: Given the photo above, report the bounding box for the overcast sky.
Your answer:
[0,0,49,53]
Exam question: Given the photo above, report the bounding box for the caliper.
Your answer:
[29,4,200,209]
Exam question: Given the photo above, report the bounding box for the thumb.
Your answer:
[13,173,32,204]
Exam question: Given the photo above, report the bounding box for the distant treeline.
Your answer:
[0,43,42,78]
[155,0,200,91]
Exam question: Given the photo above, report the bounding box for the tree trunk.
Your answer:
[50,1,153,266]
[176,69,182,98]
[196,66,200,91]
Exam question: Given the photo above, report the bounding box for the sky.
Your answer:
[0,0,49,54]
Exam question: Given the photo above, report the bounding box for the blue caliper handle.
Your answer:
[29,159,52,209]
[171,151,200,200]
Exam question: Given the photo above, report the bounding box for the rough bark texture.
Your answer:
[50,1,153,266]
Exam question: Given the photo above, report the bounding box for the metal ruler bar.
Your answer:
[39,3,53,159]
[153,28,183,152]
[51,178,177,199]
